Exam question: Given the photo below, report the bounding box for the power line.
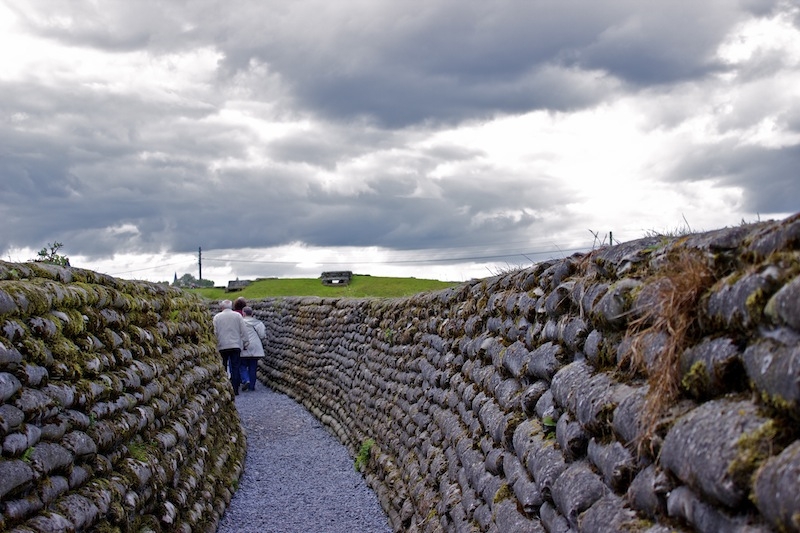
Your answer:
[110,260,190,276]
[202,246,589,265]
[105,235,603,277]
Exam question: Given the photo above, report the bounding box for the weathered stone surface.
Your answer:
[53,493,100,529]
[666,486,759,533]
[583,329,604,366]
[28,442,73,475]
[62,430,98,458]
[551,461,608,529]
[680,337,743,399]
[24,511,76,532]
[0,290,18,317]
[538,501,571,533]
[587,438,636,492]
[0,403,25,435]
[527,439,567,500]
[494,378,522,411]
[550,361,590,412]
[0,459,34,499]
[40,475,70,504]
[512,419,543,464]
[0,341,23,367]
[574,378,629,435]
[526,342,563,381]
[626,465,672,518]
[660,399,773,508]
[746,212,800,259]
[579,493,640,533]
[14,388,59,421]
[39,416,69,441]
[502,341,530,378]
[579,282,609,319]
[743,333,800,414]
[624,329,670,373]
[592,279,642,329]
[0,372,22,402]
[705,269,780,330]
[9,424,42,455]
[512,475,543,514]
[753,440,800,532]
[2,494,44,522]
[611,385,647,445]
[560,316,587,352]
[764,273,800,331]
[519,381,549,416]
[534,389,558,421]
[492,499,544,532]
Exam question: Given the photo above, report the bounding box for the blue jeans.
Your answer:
[240,358,258,390]
[219,348,242,395]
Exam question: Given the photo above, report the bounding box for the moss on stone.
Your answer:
[493,483,513,504]
[728,419,780,490]
[20,336,53,367]
[744,286,767,324]
[758,390,799,422]
[681,360,710,398]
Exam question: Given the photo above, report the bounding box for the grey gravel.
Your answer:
[216,385,393,533]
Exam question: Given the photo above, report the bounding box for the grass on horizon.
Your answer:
[189,274,461,300]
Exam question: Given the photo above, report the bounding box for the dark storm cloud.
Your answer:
[0,43,249,257]
[288,167,568,250]
[672,142,800,214]
[212,0,782,125]
[292,65,617,128]
[570,2,746,85]
[11,1,781,126]
[266,132,348,169]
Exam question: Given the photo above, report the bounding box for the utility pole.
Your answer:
[198,247,202,281]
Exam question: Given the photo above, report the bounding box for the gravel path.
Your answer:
[215,385,393,533]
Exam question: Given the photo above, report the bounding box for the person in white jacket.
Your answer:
[212,300,250,396]
[240,306,266,391]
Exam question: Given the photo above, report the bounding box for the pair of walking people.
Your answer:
[213,298,266,394]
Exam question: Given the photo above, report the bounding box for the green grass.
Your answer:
[354,438,375,472]
[189,274,461,300]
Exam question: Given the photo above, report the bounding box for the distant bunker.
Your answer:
[320,271,353,286]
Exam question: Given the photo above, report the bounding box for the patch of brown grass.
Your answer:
[625,249,716,455]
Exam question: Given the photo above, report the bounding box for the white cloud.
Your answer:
[717,2,800,66]
[105,223,141,237]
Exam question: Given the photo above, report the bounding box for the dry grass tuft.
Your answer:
[626,249,716,455]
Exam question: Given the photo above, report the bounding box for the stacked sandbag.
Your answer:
[0,262,245,532]
[255,214,799,532]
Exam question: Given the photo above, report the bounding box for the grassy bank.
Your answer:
[189,274,462,300]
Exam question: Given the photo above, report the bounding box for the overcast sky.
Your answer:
[1,1,798,285]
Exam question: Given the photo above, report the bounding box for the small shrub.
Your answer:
[22,446,34,463]
[354,438,375,472]
[33,242,70,266]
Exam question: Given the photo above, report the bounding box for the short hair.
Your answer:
[220,300,233,309]
[233,297,247,311]
[243,306,254,316]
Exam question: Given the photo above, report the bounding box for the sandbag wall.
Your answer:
[255,215,800,533]
[0,261,246,532]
